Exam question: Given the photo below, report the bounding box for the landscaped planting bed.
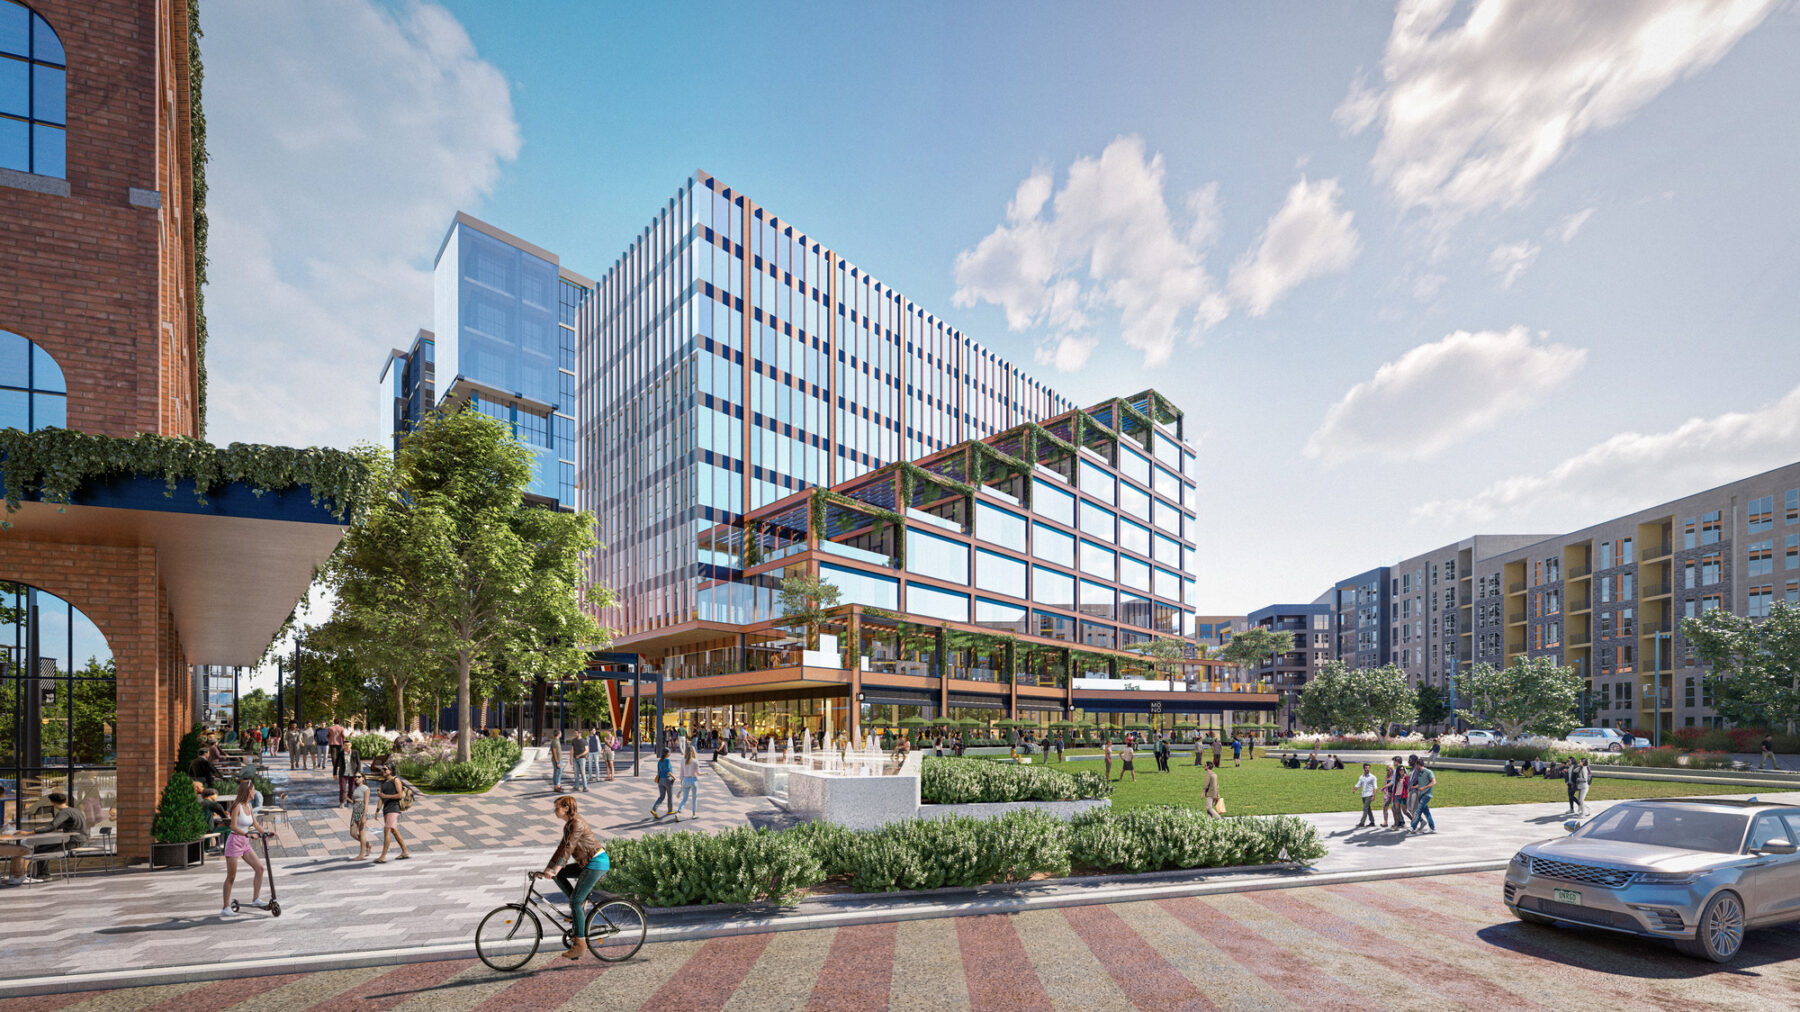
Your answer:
[598,807,1328,908]
[354,733,523,792]
[921,756,1111,804]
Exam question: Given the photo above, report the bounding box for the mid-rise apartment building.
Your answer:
[1383,535,1549,691]
[380,213,587,509]
[584,171,1071,640]
[1245,603,1332,729]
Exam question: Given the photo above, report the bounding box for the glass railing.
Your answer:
[1507,580,1526,593]
[818,540,892,566]
[1641,541,1672,560]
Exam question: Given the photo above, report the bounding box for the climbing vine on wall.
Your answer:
[189,0,210,437]
[0,429,373,525]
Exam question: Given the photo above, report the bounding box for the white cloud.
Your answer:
[1304,326,1586,463]
[1353,0,1775,220]
[1487,240,1541,288]
[202,0,520,449]
[1332,72,1382,135]
[1227,176,1362,317]
[1412,272,1446,302]
[1413,383,1800,527]
[953,136,1230,371]
[1553,207,1596,243]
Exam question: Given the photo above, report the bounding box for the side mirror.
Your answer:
[1760,840,1798,855]
[1564,820,1583,834]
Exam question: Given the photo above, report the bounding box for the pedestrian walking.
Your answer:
[1355,762,1378,827]
[1103,740,1114,780]
[347,772,371,860]
[374,767,410,862]
[1231,735,1243,767]
[1203,761,1222,817]
[585,727,603,782]
[1388,757,1409,829]
[312,723,330,770]
[1408,756,1436,834]
[570,733,590,793]
[603,728,617,781]
[1564,759,1580,813]
[1211,736,1223,768]
[219,779,268,917]
[328,720,348,786]
[677,743,702,820]
[1055,733,1065,763]
[1575,758,1592,815]
[549,736,565,793]
[285,722,302,770]
[1119,742,1137,782]
[1761,734,1781,771]
[650,748,675,819]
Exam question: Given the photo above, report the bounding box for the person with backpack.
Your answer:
[374,766,411,862]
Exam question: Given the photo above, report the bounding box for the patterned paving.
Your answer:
[14,871,1800,1011]
[262,755,779,860]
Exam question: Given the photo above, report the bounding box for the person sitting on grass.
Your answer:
[1503,759,1521,777]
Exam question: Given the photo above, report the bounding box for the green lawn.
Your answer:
[1037,754,1749,817]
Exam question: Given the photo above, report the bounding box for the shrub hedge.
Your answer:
[920,757,1111,804]
[596,807,1325,908]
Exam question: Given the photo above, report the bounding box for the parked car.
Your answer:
[1567,727,1631,752]
[1506,798,1800,962]
[1465,730,1505,747]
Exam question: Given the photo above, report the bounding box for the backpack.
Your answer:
[397,777,415,811]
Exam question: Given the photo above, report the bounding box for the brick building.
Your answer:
[2,0,342,860]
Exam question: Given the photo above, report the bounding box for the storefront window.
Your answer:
[1,581,116,831]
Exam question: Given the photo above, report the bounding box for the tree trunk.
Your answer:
[458,648,474,763]
[394,681,407,737]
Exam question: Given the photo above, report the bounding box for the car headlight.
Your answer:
[1510,852,1530,871]
[1633,871,1703,885]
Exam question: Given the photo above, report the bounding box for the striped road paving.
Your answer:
[14,871,1800,1011]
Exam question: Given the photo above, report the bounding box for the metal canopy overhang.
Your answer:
[1,477,347,665]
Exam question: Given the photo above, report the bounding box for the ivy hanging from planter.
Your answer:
[0,428,373,526]
[1113,397,1157,453]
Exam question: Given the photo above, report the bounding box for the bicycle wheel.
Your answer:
[586,898,647,962]
[475,904,542,972]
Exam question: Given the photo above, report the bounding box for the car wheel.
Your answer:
[1677,891,1745,963]
[1609,743,1622,752]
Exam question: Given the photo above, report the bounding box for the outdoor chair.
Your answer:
[63,827,119,876]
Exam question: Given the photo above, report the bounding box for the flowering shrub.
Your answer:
[1277,733,1429,751]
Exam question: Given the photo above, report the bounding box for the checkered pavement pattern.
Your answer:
[16,872,1800,1011]
[263,755,773,860]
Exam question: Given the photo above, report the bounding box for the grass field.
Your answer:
[1032,753,1749,817]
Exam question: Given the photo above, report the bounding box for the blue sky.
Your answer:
[203,0,1800,617]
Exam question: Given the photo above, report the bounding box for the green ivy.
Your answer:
[0,429,372,526]
[189,0,209,437]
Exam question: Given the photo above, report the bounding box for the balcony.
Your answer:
[1506,638,1526,654]
[1640,580,1672,598]
[1566,565,1591,580]
[1506,609,1526,625]
[1641,541,1672,562]
[1567,632,1591,646]
[1507,580,1526,594]
[1568,594,1591,612]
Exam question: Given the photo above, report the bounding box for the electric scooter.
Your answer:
[230,831,282,917]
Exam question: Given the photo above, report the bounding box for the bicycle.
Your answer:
[474,872,647,971]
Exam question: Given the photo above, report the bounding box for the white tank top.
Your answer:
[235,808,254,831]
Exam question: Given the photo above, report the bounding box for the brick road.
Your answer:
[14,871,1800,1011]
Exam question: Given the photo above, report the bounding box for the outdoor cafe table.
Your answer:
[1,830,71,879]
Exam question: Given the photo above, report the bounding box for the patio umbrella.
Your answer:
[1174,722,1200,731]
[1048,720,1078,729]
[1124,721,1154,731]
[898,716,930,727]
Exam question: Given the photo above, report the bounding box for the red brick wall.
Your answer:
[0,539,189,861]
[0,0,198,438]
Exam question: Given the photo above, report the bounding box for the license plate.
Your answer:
[1553,888,1582,905]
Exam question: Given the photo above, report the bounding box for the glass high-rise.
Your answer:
[585,171,1071,638]
[382,213,586,508]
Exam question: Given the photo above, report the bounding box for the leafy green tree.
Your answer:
[1126,636,1189,685]
[1297,663,1416,735]
[1415,682,1451,729]
[1218,626,1296,682]
[237,688,275,730]
[567,679,613,731]
[329,409,606,762]
[1453,657,1583,739]
[1683,602,1800,732]
[777,572,842,649]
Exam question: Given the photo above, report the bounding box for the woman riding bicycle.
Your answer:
[536,794,608,960]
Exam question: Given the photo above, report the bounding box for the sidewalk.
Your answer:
[11,787,1797,992]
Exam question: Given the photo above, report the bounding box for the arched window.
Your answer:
[0,329,66,430]
[1,581,116,828]
[0,0,65,178]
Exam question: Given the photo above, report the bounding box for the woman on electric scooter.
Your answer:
[536,794,608,960]
[220,775,269,917]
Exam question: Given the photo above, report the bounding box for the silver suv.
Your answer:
[1505,798,1800,962]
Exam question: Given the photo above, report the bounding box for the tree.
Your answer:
[1453,657,1583,739]
[777,572,842,649]
[1126,636,1189,685]
[1297,662,1416,735]
[1683,603,1800,732]
[329,409,606,763]
[237,688,275,729]
[1415,682,1451,729]
[567,679,613,730]
[1218,627,1296,681]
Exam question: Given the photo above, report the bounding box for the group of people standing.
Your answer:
[546,727,706,822]
[1354,755,1438,834]
[547,727,621,793]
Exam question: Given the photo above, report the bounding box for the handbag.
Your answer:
[1215,798,1226,815]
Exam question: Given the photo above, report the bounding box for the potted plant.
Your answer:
[150,770,211,869]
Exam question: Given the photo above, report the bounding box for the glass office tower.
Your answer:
[585,171,1072,641]
[381,213,585,508]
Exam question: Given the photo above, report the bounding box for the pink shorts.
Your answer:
[383,811,398,829]
[223,833,254,858]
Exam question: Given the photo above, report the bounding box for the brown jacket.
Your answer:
[548,814,601,869]
[1203,769,1220,800]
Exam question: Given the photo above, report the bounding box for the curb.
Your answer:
[0,859,1507,998]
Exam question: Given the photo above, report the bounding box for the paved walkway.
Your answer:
[8,788,1798,985]
[14,870,1800,1011]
